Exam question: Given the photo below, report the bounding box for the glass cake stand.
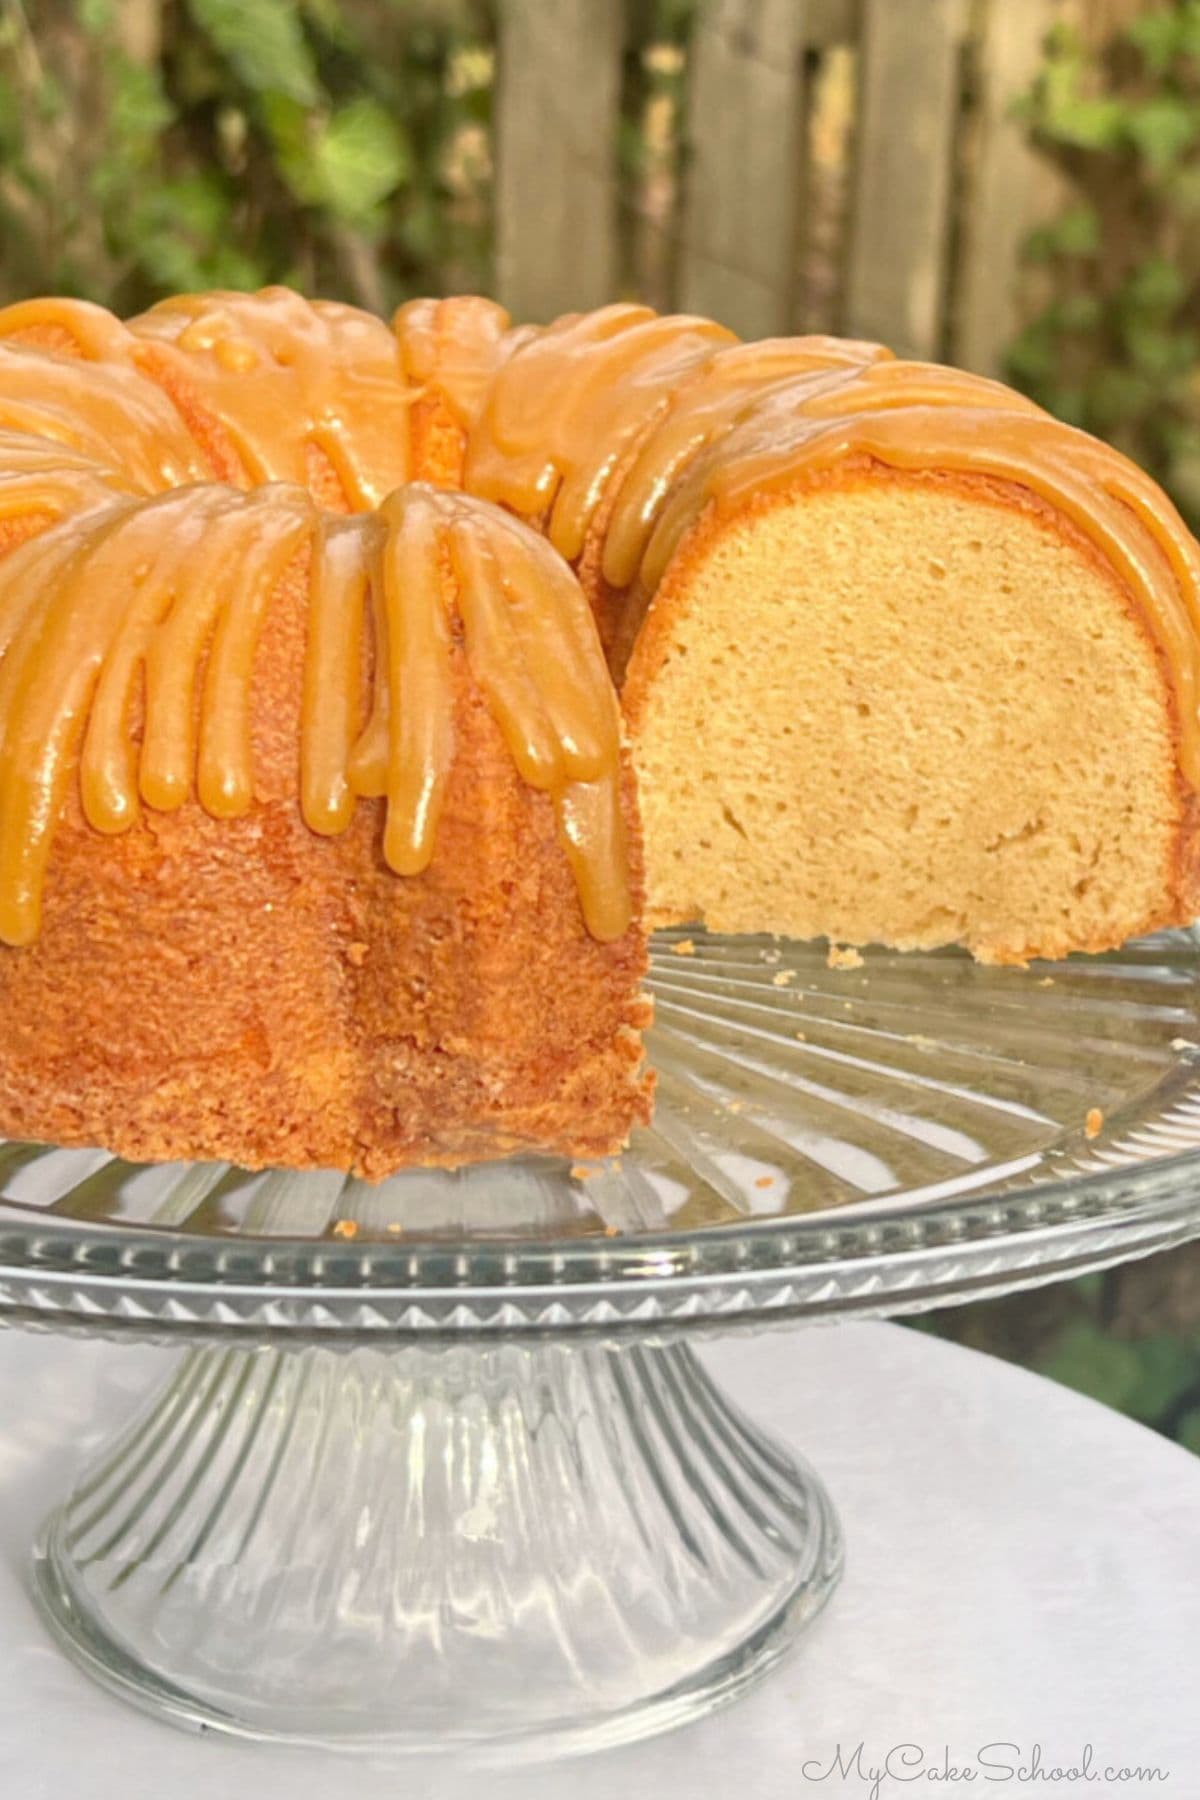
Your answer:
[5,926,1200,1760]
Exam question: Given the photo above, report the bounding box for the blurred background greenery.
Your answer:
[2,0,1200,1443]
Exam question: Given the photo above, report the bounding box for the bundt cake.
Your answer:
[400,298,1200,966]
[0,291,648,1176]
[0,284,1197,1176]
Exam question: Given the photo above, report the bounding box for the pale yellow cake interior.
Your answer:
[627,476,1183,963]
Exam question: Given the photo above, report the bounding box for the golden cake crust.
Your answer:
[0,545,651,1174]
[0,293,652,1175]
[3,287,1200,1175]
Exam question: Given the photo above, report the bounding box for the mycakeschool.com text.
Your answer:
[797,1741,1172,1797]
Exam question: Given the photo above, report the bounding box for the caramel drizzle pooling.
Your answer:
[0,294,630,946]
[0,483,316,943]
[0,288,414,509]
[127,288,414,509]
[0,341,212,493]
[394,296,517,429]
[464,304,737,561]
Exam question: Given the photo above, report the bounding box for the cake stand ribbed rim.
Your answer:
[3,925,1200,1338]
[0,1141,1199,1340]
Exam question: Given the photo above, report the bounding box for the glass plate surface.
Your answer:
[3,927,1200,1341]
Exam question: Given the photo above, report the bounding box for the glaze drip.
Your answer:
[0,294,630,947]
[0,288,413,507]
[464,304,737,560]
[5,284,1200,947]
[128,289,414,508]
[394,296,514,429]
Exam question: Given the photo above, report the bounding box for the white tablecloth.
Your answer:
[0,1321,1196,1800]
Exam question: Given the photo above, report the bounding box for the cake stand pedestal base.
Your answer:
[31,1337,842,1759]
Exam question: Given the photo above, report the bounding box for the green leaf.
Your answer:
[1123,321,1198,379]
[1122,255,1188,316]
[1124,96,1200,173]
[1039,1324,1144,1411]
[187,0,321,105]
[1123,1336,1200,1423]
[1052,203,1102,257]
[1047,93,1126,150]
[78,0,116,33]
[148,172,231,237]
[109,55,175,152]
[1126,8,1186,78]
[265,94,410,225]
[310,98,411,222]
[1178,1408,1200,1456]
[1034,43,1125,151]
[1025,207,1101,264]
[1088,365,1158,428]
[1056,292,1103,333]
[260,92,316,200]
[123,176,267,293]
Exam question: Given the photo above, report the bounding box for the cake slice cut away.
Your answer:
[621,467,1199,963]
[398,301,1200,964]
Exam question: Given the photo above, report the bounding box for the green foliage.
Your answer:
[1009,3,1200,524]
[989,22,1200,1446]
[1041,1325,1198,1419]
[0,0,493,314]
[188,0,322,106]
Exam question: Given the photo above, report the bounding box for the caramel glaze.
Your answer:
[319,484,630,944]
[6,285,1200,948]
[464,305,738,561]
[614,356,1200,789]
[394,295,518,429]
[451,309,1200,786]
[0,291,630,947]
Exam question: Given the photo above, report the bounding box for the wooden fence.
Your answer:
[492,0,1075,377]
